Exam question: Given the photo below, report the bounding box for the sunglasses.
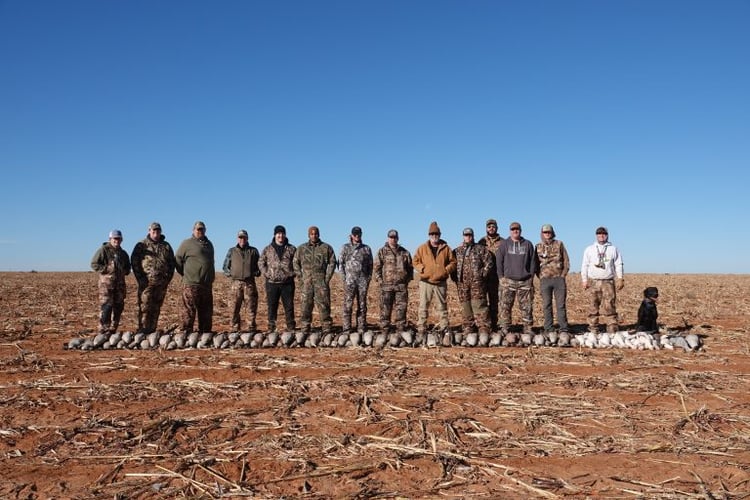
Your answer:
[429,232,440,236]
[542,231,552,234]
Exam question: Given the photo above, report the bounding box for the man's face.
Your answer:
[463,233,474,245]
[238,235,247,246]
[429,231,440,246]
[109,236,122,248]
[309,228,320,244]
[193,227,206,239]
[541,229,553,242]
[509,227,521,241]
[274,232,285,245]
[351,233,361,243]
[596,231,608,244]
[388,235,398,248]
[486,223,497,236]
[149,228,161,240]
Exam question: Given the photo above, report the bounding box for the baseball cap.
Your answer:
[274,225,286,234]
[109,229,123,239]
[509,222,522,230]
[149,222,161,231]
[193,221,206,230]
[237,229,248,238]
[387,229,399,238]
[486,219,497,227]
[596,226,608,235]
[351,226,362,236]
[463,227,474,236]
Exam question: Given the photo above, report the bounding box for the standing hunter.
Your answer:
[223,229,261,333]
[259,225,297,333]
[294,226,337,341]
[477,218,503,332]
[175,221,215,334]
[374,229,413,334]
[535,224,570,334]
[339,226,373,335]
[131,222,176,334]
[91,229,131,334]
[452,227,494,346]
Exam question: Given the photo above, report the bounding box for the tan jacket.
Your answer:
[413,240,457,284]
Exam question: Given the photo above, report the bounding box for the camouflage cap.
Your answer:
[486,219,497,227]
[463,227,474,236]
[237,229,248,238]
[193,221,206,230]
[149,222,161,231]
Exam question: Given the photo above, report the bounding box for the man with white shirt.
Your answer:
[581,226,624,334]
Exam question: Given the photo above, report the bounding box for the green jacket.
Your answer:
[91,243,131,282]
[294,240,337,283]
[175,236,215,286]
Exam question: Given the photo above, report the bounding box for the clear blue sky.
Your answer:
[1,0,748,273]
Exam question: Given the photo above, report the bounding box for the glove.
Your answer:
[616,278,625,290]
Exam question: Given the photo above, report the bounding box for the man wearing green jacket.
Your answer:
[175,221,215,333]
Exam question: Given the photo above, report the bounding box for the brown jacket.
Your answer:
[413,239,457,284]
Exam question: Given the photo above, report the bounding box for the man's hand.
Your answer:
[582,280,589,290]
[616,278,625,291]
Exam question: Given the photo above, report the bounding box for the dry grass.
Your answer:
[1,272,750,498]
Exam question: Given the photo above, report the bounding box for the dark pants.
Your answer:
[266,280,296,331]
[540,276,569,332]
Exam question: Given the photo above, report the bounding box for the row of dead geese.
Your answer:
[65,329,702,351]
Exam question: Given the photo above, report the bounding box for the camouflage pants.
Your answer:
[457,282,490,333]
[230,279,258,330]
[418,281,448,331]
[299,276,332,331]
[486,274,500,331]
[181,284,213,333]
[499,277,533,329]
[587,279,617,330]
[99,278,126,331]
[379,284,408,331]
[138,281,169,333]
[342,277,369,331]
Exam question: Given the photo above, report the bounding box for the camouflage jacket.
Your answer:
[339,241,373,284]
[374,243,413,287]
[535,239,569,279]
[294,240,337,283]
[259,239,296,283]
[131,234,176,287]
[478,234,504,255]
[91,243,131,284]
[452,242,494,286]
[223,244,261,280]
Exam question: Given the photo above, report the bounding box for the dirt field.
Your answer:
[1,272,749,499]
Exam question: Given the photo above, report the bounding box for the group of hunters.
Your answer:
[91,219,636,344]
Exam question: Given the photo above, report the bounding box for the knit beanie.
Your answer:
[273,225,286,235]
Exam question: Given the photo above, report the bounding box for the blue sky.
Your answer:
[1,0,748,273]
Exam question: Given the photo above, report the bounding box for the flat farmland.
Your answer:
[1,272,749,498]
